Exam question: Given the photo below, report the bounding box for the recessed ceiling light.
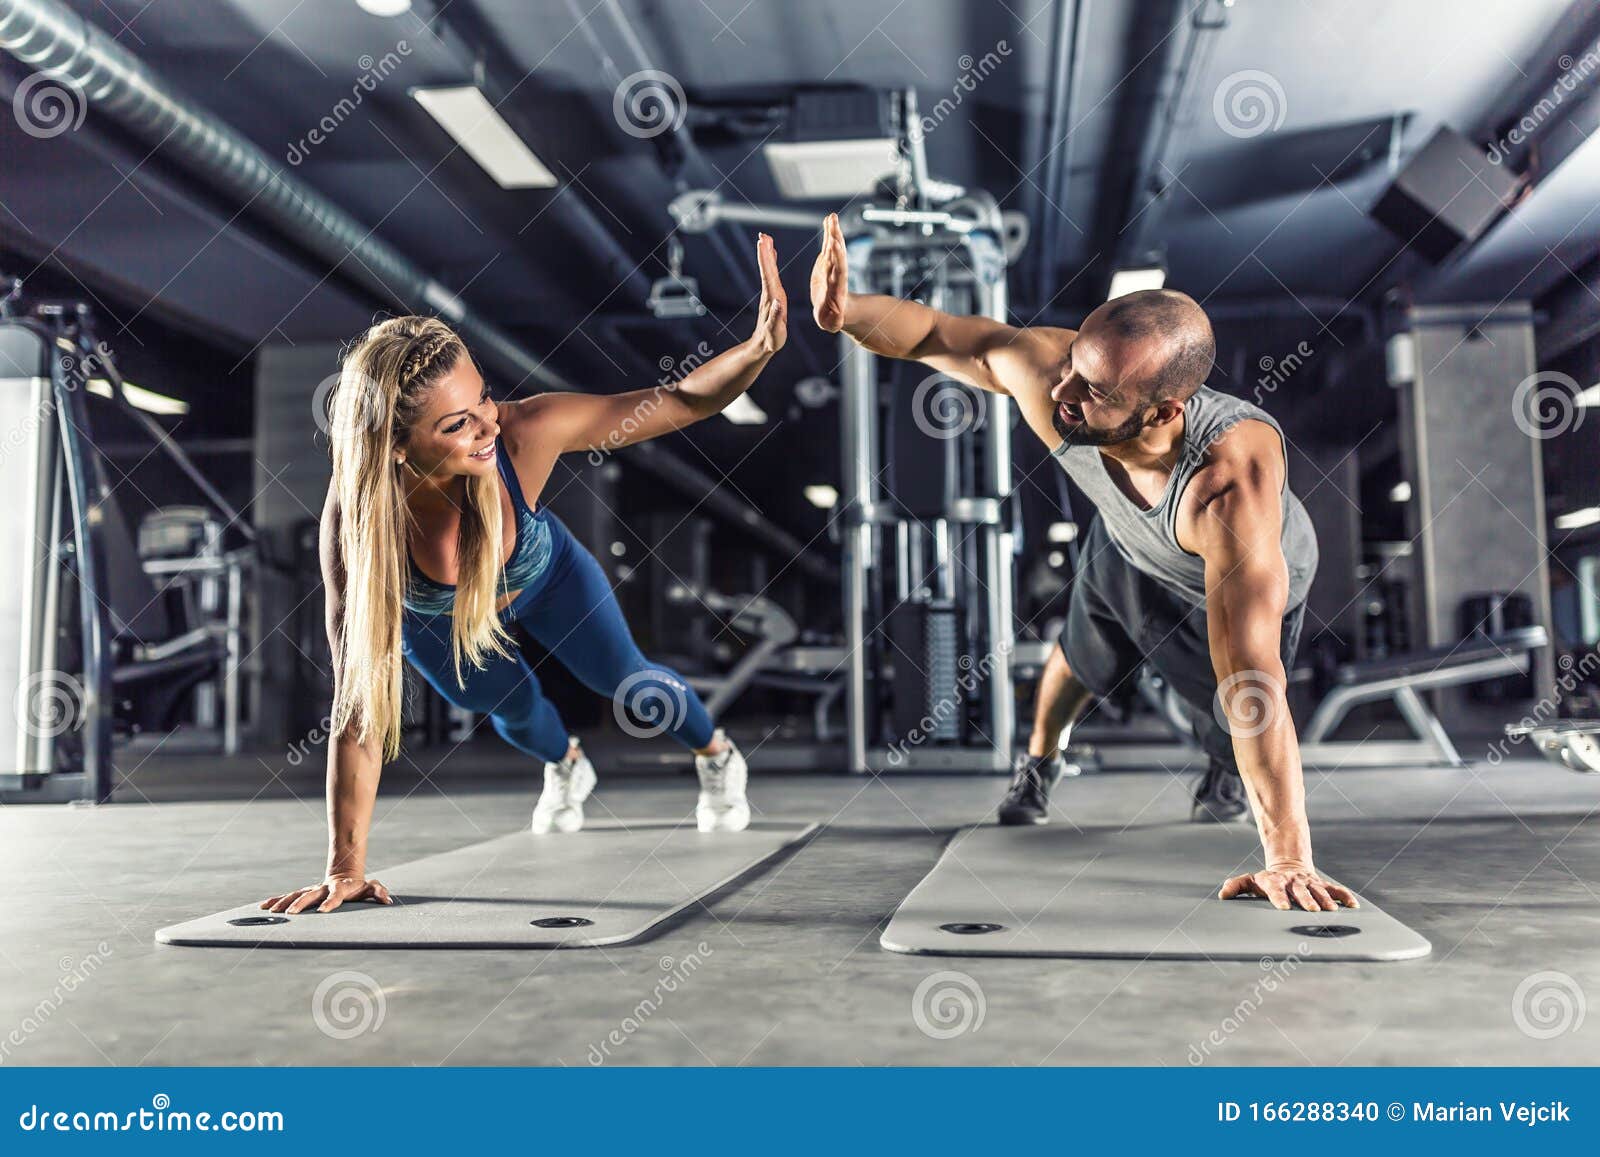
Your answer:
[86,378,189,416]
[1389,480,1413,503]
[412,85,557,189]
[764,138,899,200]
[1555,507,1600,530]
[721,394,767,425]
[804,484,839,509]
[356,0,412,16]
[1107,266,1166,299]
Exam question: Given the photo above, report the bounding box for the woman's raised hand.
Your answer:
[749,232,788,355]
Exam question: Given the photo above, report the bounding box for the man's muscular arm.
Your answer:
[810,212,1064,397]
[1187,427,1357,913]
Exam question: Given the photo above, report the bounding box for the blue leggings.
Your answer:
[401,514,715,762]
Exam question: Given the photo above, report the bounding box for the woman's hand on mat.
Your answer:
[260,875,394,915]
[809,212,848,332]
[1218,863,1359,912]
[748,232,788,355]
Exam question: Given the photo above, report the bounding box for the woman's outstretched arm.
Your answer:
[510,233,788,456]
[259,488,394,915]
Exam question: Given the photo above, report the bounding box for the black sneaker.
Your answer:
[1191,757,1250,823]
[997,754,1063,826]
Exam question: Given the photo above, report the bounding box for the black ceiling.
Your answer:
[2,0,1598,543]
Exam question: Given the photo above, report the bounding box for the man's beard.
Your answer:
[1052,406,1148,447]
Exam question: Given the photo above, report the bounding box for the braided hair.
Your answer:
[324,316,512,760]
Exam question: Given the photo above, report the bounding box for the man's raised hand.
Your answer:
[810,212,848,333]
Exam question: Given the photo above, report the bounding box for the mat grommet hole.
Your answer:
[1290,924,1361,938]
[939,921,1004,935]
[227,916,289,927]
[530,916,594,928]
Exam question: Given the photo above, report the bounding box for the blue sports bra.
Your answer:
[404,437,553,615]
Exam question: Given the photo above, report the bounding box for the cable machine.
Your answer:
[0,290,253,803]
[672,90,1022,773]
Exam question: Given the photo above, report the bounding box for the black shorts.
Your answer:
[1059,515,1307,766]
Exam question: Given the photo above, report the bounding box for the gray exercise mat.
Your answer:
[157,820,815,949]
[880,823,1430,961]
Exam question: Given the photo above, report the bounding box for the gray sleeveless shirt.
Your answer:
[1050,386,1318,610]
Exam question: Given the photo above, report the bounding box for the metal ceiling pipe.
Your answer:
[1032,0,1089,308]
[0,0,834,580]
[0,0,567,392]
[1115,0,1229,271]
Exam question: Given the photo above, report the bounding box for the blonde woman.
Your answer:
[262,236,787,916]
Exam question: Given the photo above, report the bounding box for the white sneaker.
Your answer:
[532,737,597,835]
[694,729,750,833]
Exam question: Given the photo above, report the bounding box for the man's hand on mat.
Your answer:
[261,875,394,915]
[1218,863,1359,912]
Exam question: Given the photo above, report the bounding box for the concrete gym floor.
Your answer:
[3,749,1597,1067]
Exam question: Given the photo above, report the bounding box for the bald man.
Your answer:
[811,214,1352,913]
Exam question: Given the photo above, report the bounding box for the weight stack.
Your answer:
[888,600,963,743]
